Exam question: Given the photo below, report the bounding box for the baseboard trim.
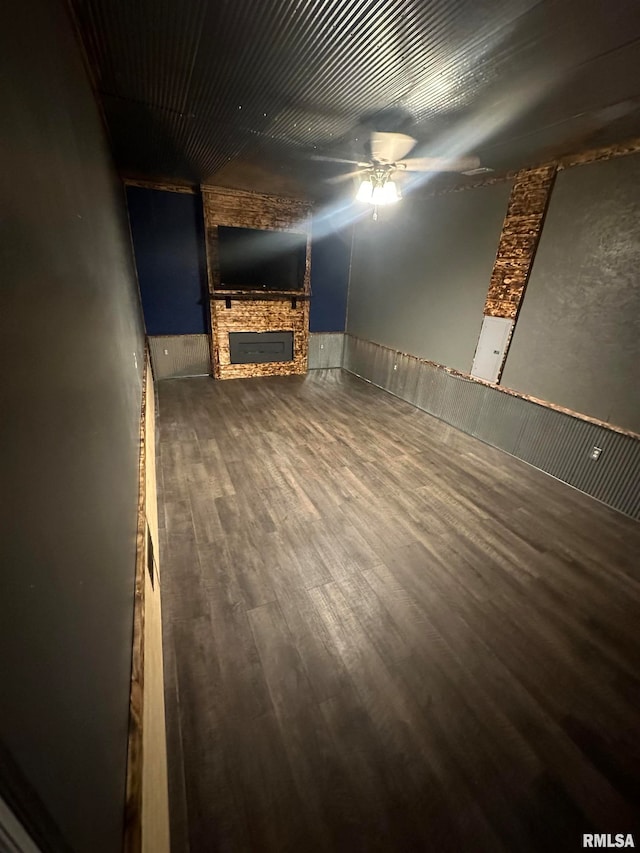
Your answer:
[123,357,148,853]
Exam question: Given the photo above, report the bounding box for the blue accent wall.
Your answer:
[126,186,208,334]
[309,225,351,332]
[127,189,351,336]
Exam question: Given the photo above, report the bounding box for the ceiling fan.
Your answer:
[322,131,482,206]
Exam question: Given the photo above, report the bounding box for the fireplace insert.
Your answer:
[229,331,294,364]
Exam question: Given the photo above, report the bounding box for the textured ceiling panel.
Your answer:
[71,0,640,198]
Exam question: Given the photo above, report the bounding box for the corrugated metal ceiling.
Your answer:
[71,0,640,198]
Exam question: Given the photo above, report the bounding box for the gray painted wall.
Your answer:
[0,0,145,850]
[346,182,512,372]
[502,154,640,434]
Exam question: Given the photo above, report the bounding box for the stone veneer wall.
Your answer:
[201,185,312,380]
[483,165,556,320]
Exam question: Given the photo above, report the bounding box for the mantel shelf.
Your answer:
[211,291,310,302]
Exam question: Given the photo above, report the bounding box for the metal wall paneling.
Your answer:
[389,352,420,404]
[346,334,359,375]
[307,333,320,368]
[514,408,640,518]
[438,374,486,435]
[148,335,210,379]
[342,334,362,377]
[350,336,373,382]
[356,337,375,380]
[385,350,405,399]
[308,333,344,369]
[344,336,368,376]
[371,342,392,391]
[413,362,438,415]
[473,388,529,456]
[399,355,422,406]
[574,430,640,517]
[359,338,375,379]
[361,340,377,382]
[514,406,601,483]
[426,366,449,421]
[342,336,640,519]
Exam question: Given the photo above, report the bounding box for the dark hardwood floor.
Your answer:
[156,369,640,852]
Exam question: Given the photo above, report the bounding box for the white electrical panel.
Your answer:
[471,316,514,383]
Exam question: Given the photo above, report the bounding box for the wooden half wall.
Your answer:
[201,186,312,379]
[124,351,170,853]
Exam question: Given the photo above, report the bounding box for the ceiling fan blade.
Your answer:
[399,155,481,172]
[311,155,370,166]
[370,131,416,164]
[326,169,369,185]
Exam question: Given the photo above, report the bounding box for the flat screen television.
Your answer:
[217,225,307,292]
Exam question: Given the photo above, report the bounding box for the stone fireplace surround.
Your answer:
[202,186,312,380]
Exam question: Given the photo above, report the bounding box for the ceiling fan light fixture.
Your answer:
[357,175,400,206]
[380,179,400,204]
[356,179,373,203]
[371,183,385,205]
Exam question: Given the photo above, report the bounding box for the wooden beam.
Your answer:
[122,176,198,195]
[557,136,640,170]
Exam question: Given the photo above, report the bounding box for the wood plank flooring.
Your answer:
[156,369,640,852]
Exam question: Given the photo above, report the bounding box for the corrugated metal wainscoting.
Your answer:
[149,335,210,379]
[308,333,345,369]
[343,335,640,520]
